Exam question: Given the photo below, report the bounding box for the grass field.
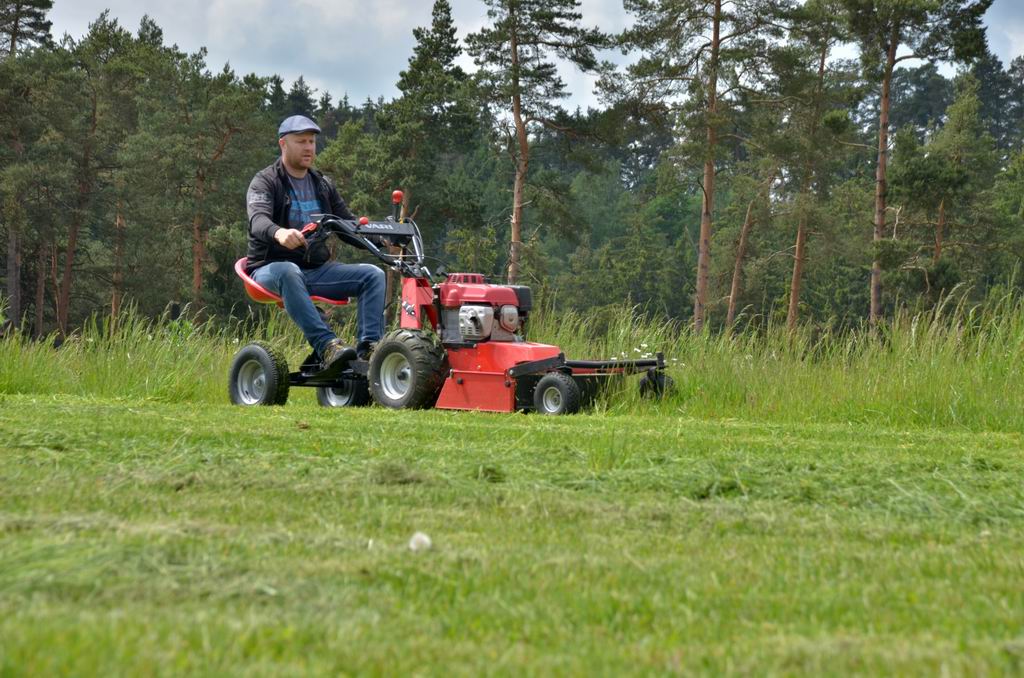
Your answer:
[2,300,1024,674]
[2,393,1023,675]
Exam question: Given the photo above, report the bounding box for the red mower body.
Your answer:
[395,271,658,413]
[437,340,562,412]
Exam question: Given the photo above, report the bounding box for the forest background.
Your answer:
[2,0,1023,338]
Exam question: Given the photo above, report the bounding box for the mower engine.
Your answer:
[437,273,533,344]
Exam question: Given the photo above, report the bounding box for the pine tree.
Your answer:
[285,75,316,117]
[265,74,288,119]
[398,0,462,93]
[35,12,142,334]
[359,96,378,134]
[777,0,858,329]
[842,0,991,325]
[610,0,791,329]
[335,93,356,125]
[1,0,52,329]
[324,0,485,322]
[970,49,1020,153]
[994,149,1024,223]
[467,0,606,283]
[315,91,343,142]
[384,0,479,223]
[889,63,954,134]
[0,0,52,58]
[1008,57,1024,148]
[396,0,474,146]
[890,74,997,287]
[126,40,271,310]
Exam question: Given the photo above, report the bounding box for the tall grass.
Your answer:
[528,290,1024,432]
[0,305,310,403]
[2,292,1023,431]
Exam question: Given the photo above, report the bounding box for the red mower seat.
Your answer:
[234,258,349,307]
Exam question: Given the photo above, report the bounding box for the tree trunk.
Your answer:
[190,167,209,309]
[933,198,945,265]
[112,199,125,321]
[33,244,45,337]
[726,199,757,328]
[188,129,239,311]
[870,32,899,327]
[786,44,829,332]
[507,21,529,284]
[8,2,23,59]
[4,6,26,321]
[787,211,809,331]
[56,93,98,336]
[191,213,205,309]
[726,170,775,327]
[509,159,527,284]
[57,207,84,336]
[6,222,21,326]
[693,0,721,331]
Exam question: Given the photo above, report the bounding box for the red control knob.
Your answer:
[392,190,404,205]
[359,216,369,226]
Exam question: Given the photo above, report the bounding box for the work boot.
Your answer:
[356,340,377,361]
[321,339,356,370]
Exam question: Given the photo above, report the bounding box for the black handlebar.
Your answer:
[314,214,430,280]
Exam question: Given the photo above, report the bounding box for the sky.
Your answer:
[48,0,1024,111]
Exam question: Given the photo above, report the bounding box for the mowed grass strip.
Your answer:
[1,395,1023,675]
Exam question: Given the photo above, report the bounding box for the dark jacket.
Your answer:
[245,159,356,271]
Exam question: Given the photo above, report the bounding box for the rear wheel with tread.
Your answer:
[229,342,290,406]
[368,329,446,409]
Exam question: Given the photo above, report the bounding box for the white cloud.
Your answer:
[46,0,1024,109]
[295,0,361,23]
[204,0,273,53]
[987,23,1024,67]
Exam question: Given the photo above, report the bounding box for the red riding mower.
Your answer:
[229,191,672,414]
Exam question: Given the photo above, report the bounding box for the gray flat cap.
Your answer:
[278,115,321,138]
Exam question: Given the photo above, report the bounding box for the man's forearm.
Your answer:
[250,214,280,243]
[333,199,356,221]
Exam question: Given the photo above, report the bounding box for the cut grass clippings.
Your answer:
[1,396,1023,675]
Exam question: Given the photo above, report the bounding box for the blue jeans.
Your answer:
[252,261,386,355]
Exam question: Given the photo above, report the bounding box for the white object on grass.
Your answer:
[408,532,432,551]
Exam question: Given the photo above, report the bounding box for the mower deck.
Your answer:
[435,343,666,413]
[283,347,666,414]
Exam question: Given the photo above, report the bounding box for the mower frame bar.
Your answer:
[506,354,567,378]
[507,351,665,378]
[288,352,369,388]
[565,351,665,373]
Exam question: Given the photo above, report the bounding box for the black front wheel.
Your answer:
[229,342,290,406]
[316,380,371,407]
[639,370,675,399]
[368,329,446,409]
[533,372,582,415]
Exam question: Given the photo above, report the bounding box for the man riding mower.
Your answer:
[230,120,672,414]
[242,114,384,372]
